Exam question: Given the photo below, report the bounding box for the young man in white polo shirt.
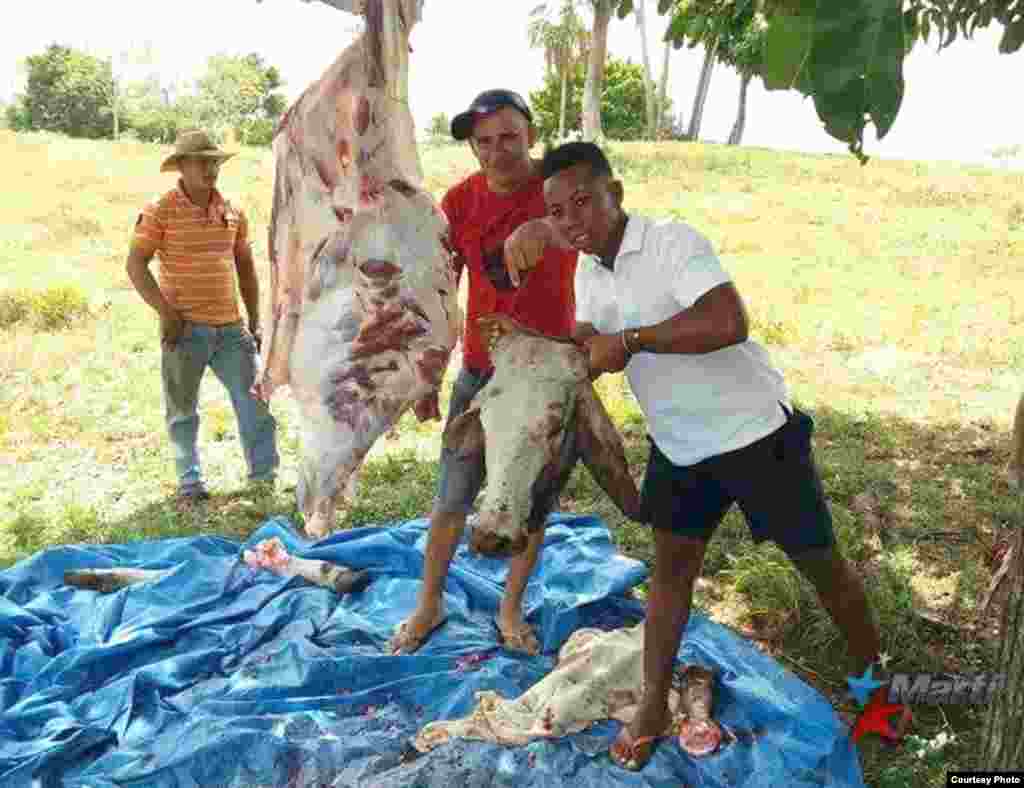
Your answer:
[505,142,883,770]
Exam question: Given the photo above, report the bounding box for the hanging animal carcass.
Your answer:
[253,0,460,537]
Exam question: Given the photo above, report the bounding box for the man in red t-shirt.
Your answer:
[387,89,577,656]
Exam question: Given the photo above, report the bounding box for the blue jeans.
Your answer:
[161,321,279,489]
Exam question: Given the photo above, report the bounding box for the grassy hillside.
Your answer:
[2,129,1023,786]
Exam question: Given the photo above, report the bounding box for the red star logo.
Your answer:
[851,688,910,743]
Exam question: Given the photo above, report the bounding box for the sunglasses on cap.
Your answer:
[451,90,533,141]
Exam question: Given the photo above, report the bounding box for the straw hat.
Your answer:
[160,129,236,173]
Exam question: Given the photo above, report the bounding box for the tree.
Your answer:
[655,1,1022,161]
[633,0,658,138]
[528,0,591,141]
[581,0,612,139]
[982,524,1024,768]
[194,53,286,144]
[733,0,1018,162]
[662,0,768,145]
[11,44,115,138]
[722,12,767,145]
[662,0,759,142]
[569,0,640,140]
[426,111,450,139]
[662,0,738,141]
[530,56,669,142]
[688,42,717,140]
[100,41,158,141]
[990,143,1023,169]
[126,94,196,144]
[655,38,672,136]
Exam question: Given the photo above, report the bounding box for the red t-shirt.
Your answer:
[442,171,577,374]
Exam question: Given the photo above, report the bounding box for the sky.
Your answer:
[3,0,1022,168]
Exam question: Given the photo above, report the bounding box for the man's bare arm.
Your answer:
[234,241,261,331]
[627,283,749,355]
[125,246,175,319]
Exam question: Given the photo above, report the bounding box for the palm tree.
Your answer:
[656,38,672,136]
[722,12,767,145]
[633,0,657,138]
[528,1,590,140]
[685,39,717,141]
[580,0,616,140]
[527,0,632,142]
[661,0,763,144]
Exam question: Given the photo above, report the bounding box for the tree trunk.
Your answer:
[634,0,656,139]
[112,81,120,141]
[728,70,752,145]
[686,38,717,141]
[559,68,568,139]
[981,526,1024,767]
[582,0,612,141]
[656,38,671,137]
[108,56,120,141]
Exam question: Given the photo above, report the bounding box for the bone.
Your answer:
[243,537,371,594]
[63,568,169,593]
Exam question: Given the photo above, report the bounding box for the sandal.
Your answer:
[609,725,662,771]
[387,612,448,655]
[493,618,541,656]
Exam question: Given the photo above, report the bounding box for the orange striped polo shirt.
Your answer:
[131,180,248,325]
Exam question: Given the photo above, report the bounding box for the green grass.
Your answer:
[1,129,1020,787]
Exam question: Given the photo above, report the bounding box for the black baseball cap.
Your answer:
[450,89,533,141]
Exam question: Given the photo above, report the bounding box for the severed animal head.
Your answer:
[443,317,647,557]
[676,664,723,757]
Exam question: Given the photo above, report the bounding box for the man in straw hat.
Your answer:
[126,129,279,502]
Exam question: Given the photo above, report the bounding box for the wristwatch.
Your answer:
[622,328,642,355]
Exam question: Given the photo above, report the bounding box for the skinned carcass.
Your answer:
[444,316,647,557]
[253,0,460,538]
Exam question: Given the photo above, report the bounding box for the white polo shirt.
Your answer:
[575,214,789,467]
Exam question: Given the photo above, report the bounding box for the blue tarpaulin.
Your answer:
[0,514,866,787]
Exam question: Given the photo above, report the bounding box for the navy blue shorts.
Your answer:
[639,406,835,556]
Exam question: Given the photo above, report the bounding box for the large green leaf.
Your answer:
[809,3,867,157]
[808,0,905,161]
[762,0,817,90]
[688,13,709,39]
[866,0,905,138]
[999,16,1024,53]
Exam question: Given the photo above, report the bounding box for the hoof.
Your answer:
[334,569,371,595]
